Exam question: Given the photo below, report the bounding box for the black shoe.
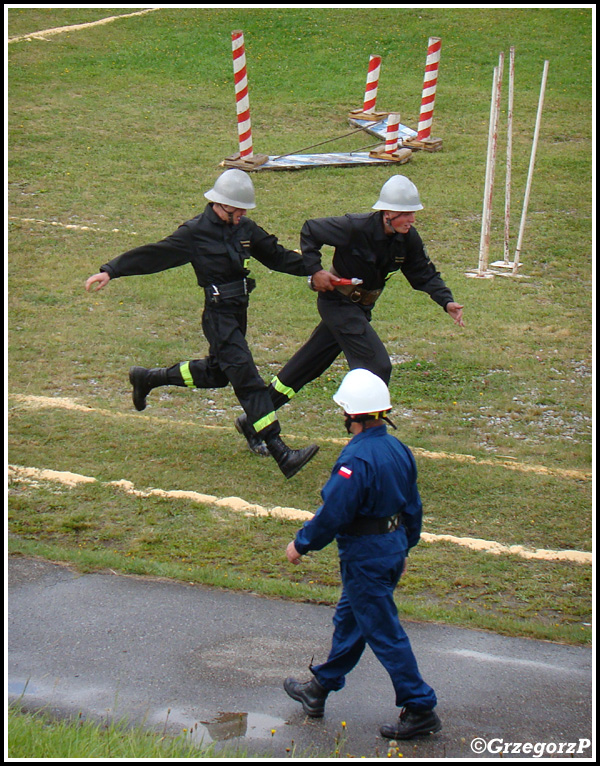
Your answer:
[267,436,319,479]
[129,366,168,411]
[129,367,151,411]
[283,676,329,718]
[380,708,442,740]
[235,415,270,457]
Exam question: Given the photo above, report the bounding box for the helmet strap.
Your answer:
[215,203,236,225]
[344,412,396,433]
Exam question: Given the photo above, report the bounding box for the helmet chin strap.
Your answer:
[344,412,397,433]
[215,203,236,225]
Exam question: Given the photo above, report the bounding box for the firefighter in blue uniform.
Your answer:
[236,175,464,456]
[85,169,318,479]
[283,369,441,740]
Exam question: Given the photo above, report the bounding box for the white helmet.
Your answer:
[204,169,256,209]
[333,369,392,415]
[372,175,423,212]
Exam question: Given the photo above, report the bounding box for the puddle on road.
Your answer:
[8,680,38,696]
[201,710,288,742]
[152,707,288,746]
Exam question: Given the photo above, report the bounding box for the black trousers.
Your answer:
[268,293,392,410]
[167,303,280,438]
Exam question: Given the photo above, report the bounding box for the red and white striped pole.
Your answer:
[231,30,253,159]
[416,37,442,141]
[385,113,400,153]
[362,54,382,114]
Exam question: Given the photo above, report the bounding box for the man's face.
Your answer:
[384,210,415,234]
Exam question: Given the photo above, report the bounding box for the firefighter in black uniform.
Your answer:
[236,174,465,455]
[85,169,318,479]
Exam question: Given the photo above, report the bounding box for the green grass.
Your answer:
[8,1,592,667]
[6,704,252,759]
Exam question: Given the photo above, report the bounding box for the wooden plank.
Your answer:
[227,152,399,172]
[368,146,412,163]
[348,117,418,142]
[348,108,389,121]
[221,152,270,170]
[403,137,443,152]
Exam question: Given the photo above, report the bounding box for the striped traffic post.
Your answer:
[416,37,442,141]
[232,30,253,158]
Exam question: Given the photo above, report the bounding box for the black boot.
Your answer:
[380,708,442,740]
[235,414,270,457]
[129,366,169,411]
[266,435,319,479]
[283,676,330,718]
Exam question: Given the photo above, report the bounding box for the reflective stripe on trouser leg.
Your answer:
[179,361,195,388]
[253,410,278,434]
[271,376,296,401]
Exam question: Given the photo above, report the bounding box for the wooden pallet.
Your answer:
[368,146,412,163]
[402,136,443,152]
[348,109,390,121]
[221,152,270,170]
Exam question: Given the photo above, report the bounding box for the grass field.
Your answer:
[7,4,593,657]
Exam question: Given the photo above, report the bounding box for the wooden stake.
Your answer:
[504,47,515,264]
[477,53,504,275]
[512,60,549,274]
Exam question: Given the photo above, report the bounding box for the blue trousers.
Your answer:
[311,553,437,711]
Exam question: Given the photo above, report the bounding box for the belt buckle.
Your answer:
[211,285,220,303]
[387,514,401,532]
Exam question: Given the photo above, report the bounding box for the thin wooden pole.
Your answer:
[512,59,549,273]
[503,46,515,264]
[478,53,504,274]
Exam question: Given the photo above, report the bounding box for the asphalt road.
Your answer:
[7,556,594,759]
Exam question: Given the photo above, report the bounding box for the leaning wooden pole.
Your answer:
[503,46,515,264]
[512,60,549,274]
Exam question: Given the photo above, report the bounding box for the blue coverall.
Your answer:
[293,425,437,711]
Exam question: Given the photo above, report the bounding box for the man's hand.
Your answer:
[446,302,465,327]
[310,270,339,292]
[286,541,302,565]
[85,272,111,292]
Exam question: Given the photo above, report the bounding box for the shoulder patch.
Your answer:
[337,466,353,479]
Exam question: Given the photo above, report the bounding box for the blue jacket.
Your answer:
[294,426,423,561]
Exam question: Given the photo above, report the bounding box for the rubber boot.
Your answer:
[129,366,169,411]
[266,435,319,479]
[380,708,442,740]
[283,676,330,718]
[235,414,270,457]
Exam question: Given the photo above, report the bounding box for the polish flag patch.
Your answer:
[338,466,353,479]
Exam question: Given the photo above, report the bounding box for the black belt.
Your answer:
[330,266,382,306]
[335,284,382,306]
[344,513,403,537]
[204,277,255,303]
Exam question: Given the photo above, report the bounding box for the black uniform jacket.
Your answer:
[100,204,308,287]
[301,212,454,308]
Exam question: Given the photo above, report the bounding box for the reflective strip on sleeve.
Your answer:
[271,376,296,399]
[253,411,278,433]
[180,361,195,388]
